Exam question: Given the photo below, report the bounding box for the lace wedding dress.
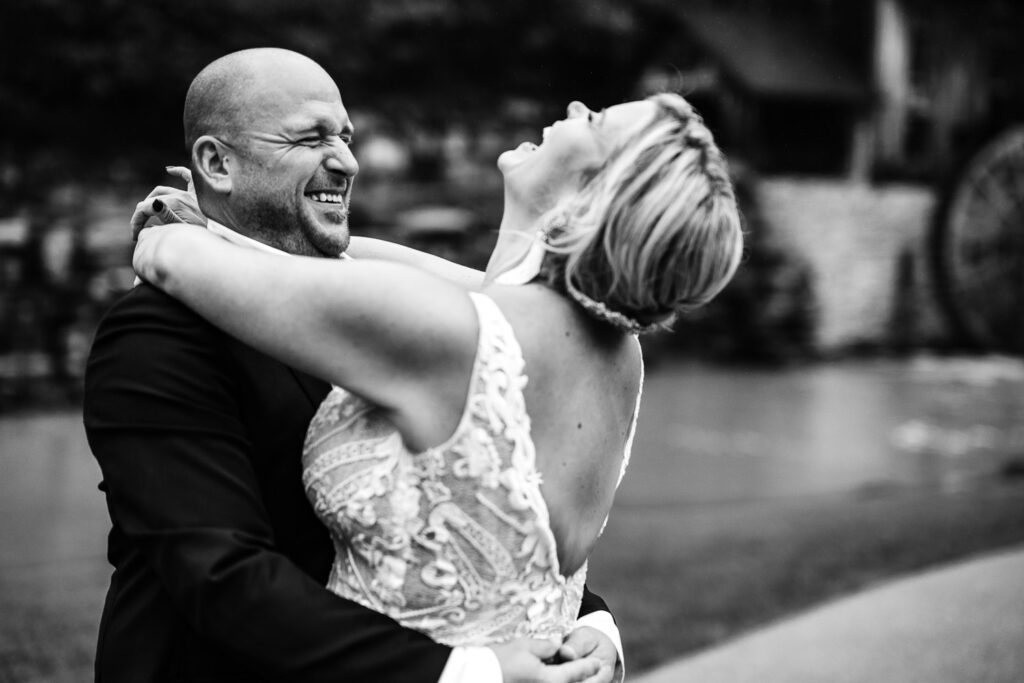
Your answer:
[302,292,642,646]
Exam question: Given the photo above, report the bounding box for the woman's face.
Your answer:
[498,99,657,210]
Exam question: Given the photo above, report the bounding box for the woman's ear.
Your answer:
[192,135,234,195]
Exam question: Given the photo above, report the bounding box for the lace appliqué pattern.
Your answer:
[301,293,587,646]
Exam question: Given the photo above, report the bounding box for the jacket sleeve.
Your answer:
[578,584,610,618]
[84,287,451,682]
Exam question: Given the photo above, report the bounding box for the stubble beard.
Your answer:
[241,196,348,257]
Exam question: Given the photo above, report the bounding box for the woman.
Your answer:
[133,94,742,647]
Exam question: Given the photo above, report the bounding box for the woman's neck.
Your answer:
[483,193,547,284]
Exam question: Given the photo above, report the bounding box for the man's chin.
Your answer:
[308,225,350,257]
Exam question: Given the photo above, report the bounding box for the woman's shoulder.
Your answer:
[481,285,641,388]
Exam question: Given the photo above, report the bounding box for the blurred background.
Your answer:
[1,0,1023,680]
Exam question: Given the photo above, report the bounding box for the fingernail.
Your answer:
[562,646,578,659]
[153,199,164,212]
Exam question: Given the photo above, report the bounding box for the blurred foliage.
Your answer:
[2,0,1020,190]
[0,0,671,190]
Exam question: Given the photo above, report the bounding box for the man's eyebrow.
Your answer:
[287,117,355,136]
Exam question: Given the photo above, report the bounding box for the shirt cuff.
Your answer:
[438,646,502,683]
[577,610,625,683]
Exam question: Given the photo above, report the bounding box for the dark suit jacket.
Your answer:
[84,284,611,682]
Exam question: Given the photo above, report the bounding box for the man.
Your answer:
[84,48,622,682]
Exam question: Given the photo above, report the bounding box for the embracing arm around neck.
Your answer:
[134,224,478,452]
[346,236,485,291]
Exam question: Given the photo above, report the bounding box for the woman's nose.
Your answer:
[567,101,591,119]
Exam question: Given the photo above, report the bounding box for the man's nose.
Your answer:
[567,101,591,119]
[324,140,359,177]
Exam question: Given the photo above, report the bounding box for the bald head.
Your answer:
[181,49,356,256]
[183,48,336,150]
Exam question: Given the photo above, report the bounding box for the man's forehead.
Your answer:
[237,64,350,130]
[279,100,354,132]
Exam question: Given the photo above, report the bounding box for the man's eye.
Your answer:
[298,134,352,147]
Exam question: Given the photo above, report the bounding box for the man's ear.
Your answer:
[192,135,235,195]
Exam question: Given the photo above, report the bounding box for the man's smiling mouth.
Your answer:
[306,191,346,204]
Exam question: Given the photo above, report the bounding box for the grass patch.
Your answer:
[588,480,1024,673]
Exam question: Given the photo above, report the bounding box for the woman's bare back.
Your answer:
[486,284,643,575]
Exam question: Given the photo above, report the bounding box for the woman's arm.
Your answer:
[346,236,485,290]
[134,224,478,451]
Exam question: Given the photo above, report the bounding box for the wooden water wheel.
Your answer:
[932,125,1024,353]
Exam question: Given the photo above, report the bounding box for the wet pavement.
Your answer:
[1,356,1023,681]
[0,414,108,568]
[0,413,108,683]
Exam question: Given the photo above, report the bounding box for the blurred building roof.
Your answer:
[679,8,867,103]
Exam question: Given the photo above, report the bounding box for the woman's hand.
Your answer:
[131,166,206,240]
[489,638,603,683]
[133,223,209,288]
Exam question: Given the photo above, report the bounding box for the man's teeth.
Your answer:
[309,192,344,203]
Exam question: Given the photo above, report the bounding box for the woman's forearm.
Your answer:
[133,225,477,414]
[140,226,244,302]
[347,236,484,290]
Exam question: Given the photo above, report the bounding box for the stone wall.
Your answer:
[757,178,947,351]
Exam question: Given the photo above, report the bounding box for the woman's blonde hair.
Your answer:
[543,93,743,332]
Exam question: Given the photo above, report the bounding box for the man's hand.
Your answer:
[557,626,620,683]
[131,166,206,240]
[490,638,601,683]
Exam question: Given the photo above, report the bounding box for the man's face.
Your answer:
[227,68,358,256]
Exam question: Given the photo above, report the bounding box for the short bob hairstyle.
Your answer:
[543,93,743,332]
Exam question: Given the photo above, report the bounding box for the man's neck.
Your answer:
[206,219,351,261]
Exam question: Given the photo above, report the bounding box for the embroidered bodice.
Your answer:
[301,292,641,646]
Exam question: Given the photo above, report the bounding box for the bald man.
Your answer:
[85,49,621,683]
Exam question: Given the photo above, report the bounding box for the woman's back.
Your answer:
[487,284,643,575]
[301,290,641,645]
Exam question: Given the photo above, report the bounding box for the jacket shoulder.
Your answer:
[84,285,238,430]
[97,283,212,333]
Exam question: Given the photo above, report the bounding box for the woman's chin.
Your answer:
[497,149,521,173]
[497,143,541,172]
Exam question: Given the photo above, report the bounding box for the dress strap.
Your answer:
[617,337,644,488]
[467,292,512,338]
[466,292,528,378]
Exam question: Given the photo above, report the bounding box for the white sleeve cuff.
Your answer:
[436,612,623,683]
[577,610,625,683]
[438,646,503,683]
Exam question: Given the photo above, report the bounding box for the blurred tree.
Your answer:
[0,0,658,188]
[2,0,1020,187]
